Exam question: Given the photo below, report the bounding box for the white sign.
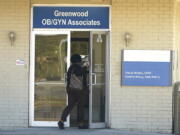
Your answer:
[16,59,25,66]
[123,50,171,62]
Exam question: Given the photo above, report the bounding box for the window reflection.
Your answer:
[35,35,67,82]
[34,35,67,121]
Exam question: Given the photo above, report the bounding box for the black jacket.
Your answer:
[67,64,88,89]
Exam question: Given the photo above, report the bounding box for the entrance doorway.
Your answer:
[30,31,109,128]
[70,31,90,127]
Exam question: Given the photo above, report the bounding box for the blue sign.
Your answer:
[122,50,172,86]
[33,6,109,29]
[122,62,172,86]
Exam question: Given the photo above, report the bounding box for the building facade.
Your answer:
[0,0,179,134]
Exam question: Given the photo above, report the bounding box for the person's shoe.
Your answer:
[58,121,64,129]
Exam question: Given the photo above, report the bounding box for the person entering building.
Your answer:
[58,54,89,129]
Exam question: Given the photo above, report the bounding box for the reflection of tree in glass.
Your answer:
[71,41,88,55]
[35,35,67,82]
[34,85,67,121]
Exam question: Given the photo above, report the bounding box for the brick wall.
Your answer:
[110,0,174,133]
[0,0,30,129]
[175,2,180,81]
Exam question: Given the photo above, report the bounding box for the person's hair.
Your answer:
[70,54,82,64]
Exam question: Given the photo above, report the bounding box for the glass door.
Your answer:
[89,32,108,128]
[30,31,70,127]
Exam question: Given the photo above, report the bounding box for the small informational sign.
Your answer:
[16,59,25,66]
[33,6,109,29]
[122,50,172,86]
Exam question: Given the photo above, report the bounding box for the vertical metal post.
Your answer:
[89,32,93,128]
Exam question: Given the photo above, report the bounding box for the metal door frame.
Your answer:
[29,30,71,127]
[89,31,110,128]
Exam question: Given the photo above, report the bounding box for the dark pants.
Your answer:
[61,89,85,123]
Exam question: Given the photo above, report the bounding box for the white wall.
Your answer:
[110,0,174,133]
[0,0,30,129]
[175,2,180,81]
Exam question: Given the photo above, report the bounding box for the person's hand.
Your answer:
[83,61,89,67]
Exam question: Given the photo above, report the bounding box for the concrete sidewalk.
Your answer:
[0,128,174,135]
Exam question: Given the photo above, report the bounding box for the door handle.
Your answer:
[92,73,97,85]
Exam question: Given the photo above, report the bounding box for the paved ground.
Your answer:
[0,128,174,135]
